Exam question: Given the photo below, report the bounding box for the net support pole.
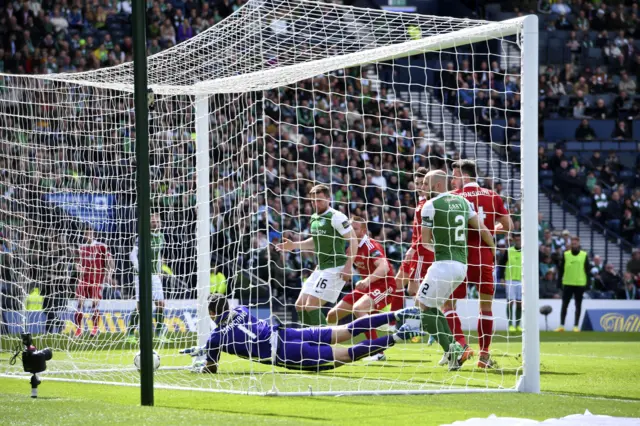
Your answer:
[195,95,210,348]
[519,14,540,394]
[132,0,153,406]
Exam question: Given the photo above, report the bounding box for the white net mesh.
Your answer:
[0,0,533,395]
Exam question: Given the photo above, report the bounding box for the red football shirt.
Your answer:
[410,197,427,249]
[79,241,110,283]
[451,182,508,262]
[354,235,396,289]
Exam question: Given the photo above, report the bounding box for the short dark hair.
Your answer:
[415,167,428,179]
[452,160,477,178]
[208,294,229,319]
[309,184,331,198]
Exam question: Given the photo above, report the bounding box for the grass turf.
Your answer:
[1,332,639,425]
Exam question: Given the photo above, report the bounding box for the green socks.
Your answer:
[507,303,513,326]
[515,304,522,327]
[155,309,165,336]
[420,307,453,352]
[127,310,139,335]
[298,308,327,327]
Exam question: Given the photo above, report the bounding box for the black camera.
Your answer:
[20,333,53,374]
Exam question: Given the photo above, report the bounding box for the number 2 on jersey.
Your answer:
[454,215,466,242]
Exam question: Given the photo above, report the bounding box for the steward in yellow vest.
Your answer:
[556,236,591,332]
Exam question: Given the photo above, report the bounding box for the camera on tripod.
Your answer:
[10,333,53,398]
[20,333,53,374]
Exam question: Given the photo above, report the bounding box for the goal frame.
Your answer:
[189,14,540,396]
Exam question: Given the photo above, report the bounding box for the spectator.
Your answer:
[540,269,561,298]
[592,185,609,222]
[591,263,621,299]
[547,75,566,96]
[588,151,605,171]
[617,272,639,300]
[551,0,571,16]
[627,250,640,275]
[573,100,589,119]
[575,10,590,31]
[621,209,637,242]
[618,71,637,95]
[590,255,604,280]
[605,191,623,231]
[590,98,610,119]
[573,77,590,94]
[611,120,631,140]
[575,119,597,140]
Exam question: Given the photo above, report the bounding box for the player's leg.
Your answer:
[89,281,102,337]
[513,281,523,331]
[152,275,166,338]
[415,261,471,370]
[297,269,327,326]
[505,280,515,332]
[127,276,140,341]
[74,283,86,337]
[443,289,467,346]
[326,291,358,325]
[407,256,423,297]
[353,295,377,339]
[301,267,346,326]
[573,286,585,331]
[476,267,495,362]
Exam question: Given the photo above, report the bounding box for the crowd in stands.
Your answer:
[537,211,640,300]
[0,0,638,310]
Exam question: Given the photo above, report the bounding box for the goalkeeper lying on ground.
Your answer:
[181,294,423,373]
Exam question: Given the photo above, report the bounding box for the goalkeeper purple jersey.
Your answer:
[205,306,277,363]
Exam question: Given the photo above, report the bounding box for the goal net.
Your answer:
[0,0,539,395]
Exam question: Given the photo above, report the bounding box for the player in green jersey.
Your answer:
[276,184,359,327]
[126,213,167,343]
[417,170,495,370]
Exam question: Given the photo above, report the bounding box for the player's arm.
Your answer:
[275,237,315,252]
[330,213,357,281]
[493,194,514,235]
[420,200,435,247]
[468,215,495,257]
[343,228,358,278]
[357,257,389,290]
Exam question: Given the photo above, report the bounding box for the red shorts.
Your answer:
[342,281,397,312]
[76,279,103,300]
[467,248,495,296]
[451,281,468,299]
[390,289,404,311]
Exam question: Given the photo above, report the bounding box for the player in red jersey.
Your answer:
[327,216,399,361]
[396,167,433,297]
[449,160,513,368]
[74,228,113,337]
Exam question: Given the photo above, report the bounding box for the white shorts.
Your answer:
[417,260,467,308]
[301,266,347,304]
[134,275,164,302]
[506,280,522,301]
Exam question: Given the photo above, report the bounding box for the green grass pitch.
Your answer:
[1,332,639,425]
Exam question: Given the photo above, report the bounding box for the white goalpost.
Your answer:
[0,0,538,395]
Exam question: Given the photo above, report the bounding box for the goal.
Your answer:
[0,0,539,395]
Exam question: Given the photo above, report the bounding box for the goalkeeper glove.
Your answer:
[190,360,207,373]
[179,346,206,357]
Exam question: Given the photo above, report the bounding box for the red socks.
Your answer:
[91,310,100,329]
[74,311,83,328]
[364,329,378,341]
[478,310,494,356]
[444,309,466,346]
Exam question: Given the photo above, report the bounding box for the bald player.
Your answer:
[415,170,496,370]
